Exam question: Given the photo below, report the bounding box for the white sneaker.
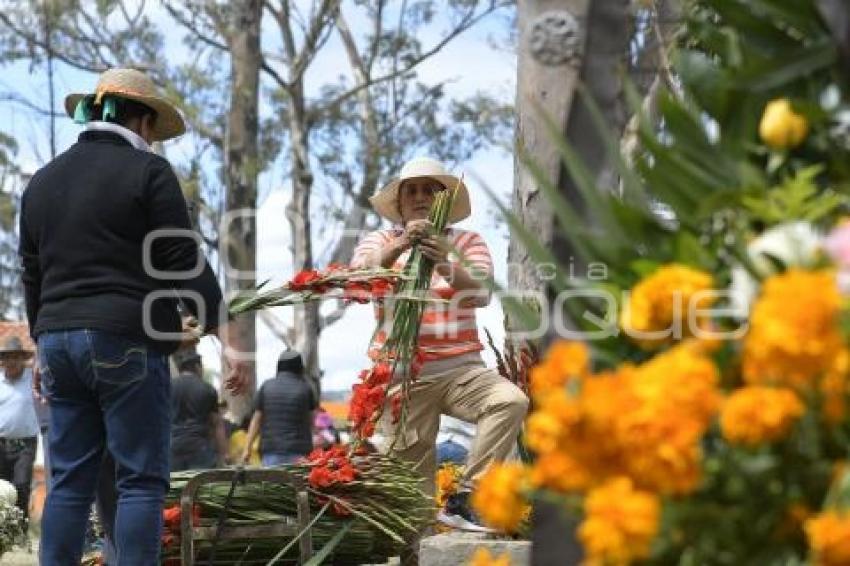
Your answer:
[436,510,495,533]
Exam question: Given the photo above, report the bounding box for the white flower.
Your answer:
[729,221,822,316]
[0,481,17,507]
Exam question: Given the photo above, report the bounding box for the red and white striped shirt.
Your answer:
[351,228,493,363]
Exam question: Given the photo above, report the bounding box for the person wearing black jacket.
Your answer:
[241,351,317,466]
[19,68,248,565]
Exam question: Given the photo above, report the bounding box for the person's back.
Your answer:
[170,357,219,471]
[22,132,208,349]
[257,373,316,462]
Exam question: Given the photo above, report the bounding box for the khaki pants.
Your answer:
[379,362,529,497]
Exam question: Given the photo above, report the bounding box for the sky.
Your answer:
[0,3,518,395]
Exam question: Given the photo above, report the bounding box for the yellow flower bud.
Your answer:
[759,98,809,150]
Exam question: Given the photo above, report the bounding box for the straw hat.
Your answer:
[369,157,471,224]
[64,68,186,142]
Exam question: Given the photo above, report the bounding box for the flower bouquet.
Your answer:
[160,449,432,564]
[468,1,850,564]
[229,265,404,315]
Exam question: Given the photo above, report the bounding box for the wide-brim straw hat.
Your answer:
[64,68,186,142]
[0,337,33,359]
[369,157,471,224]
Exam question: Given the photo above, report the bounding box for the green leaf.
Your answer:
[265,501,330,565]
[738,41,836,91]
[303,521,354,566]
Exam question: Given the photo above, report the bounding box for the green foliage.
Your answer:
[742,165,848,224]
[510,1,850,564]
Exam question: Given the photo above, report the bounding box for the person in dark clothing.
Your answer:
[170,349,228,471]
[20,68,248,565]
[242,351,317,466]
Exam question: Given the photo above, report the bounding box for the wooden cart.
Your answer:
[179,468,313,565]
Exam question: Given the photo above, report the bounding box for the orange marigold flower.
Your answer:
[822,349,850,424]
[529,340,589,399]
[530,451,592,493]
[579,477,660,566]
[525,390,579,455]
[805,511,850,566]
[620,264,714,349]
[468,547,511,566]
[471,463,529,533]
[743,270,843,390]
[613,344,720,495]
[720,386,805,446]
[436,463,461,508]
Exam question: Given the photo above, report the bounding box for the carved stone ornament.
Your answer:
[529,10,583,67]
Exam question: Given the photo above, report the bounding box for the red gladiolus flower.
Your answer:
[370,278,394,299]
[369,362,393,387]
[163,506,181,531]
[308,466,336,488]
[360,421,376,438]
[343,280,371,304]
[288,269,325,291]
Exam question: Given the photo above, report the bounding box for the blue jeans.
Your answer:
[261,452,304,466]
[38,330,171,566]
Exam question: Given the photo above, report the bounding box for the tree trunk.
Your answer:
[286,80,322,389]
[510,1,631,564]
[221,0,262,422]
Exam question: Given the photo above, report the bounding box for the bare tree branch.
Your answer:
[0,12,105,73]
[164,4,228,51]
[0,92,65,118]
[365,0,385,75]
[311,3,503,123]
[289,0,341,83]
[259,310,293,348]
[318,299,349,331]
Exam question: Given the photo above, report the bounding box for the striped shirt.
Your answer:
[351,228,493,364]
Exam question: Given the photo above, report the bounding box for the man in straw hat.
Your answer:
[19,68,249,564]
[351,156,529,532]
[0,336,39,522]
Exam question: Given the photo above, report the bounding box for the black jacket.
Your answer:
[254,372,318,456]
[19,130,223,353]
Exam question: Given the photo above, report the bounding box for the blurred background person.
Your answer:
[0,336,39,523]
[170,349,228,471]
[242,350,317,465]
[312,406,340,450]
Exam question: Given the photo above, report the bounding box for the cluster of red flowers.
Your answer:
[161,504,201,549]
[285,264,396,303]
[287,268,329,292]
[348,362,393,438]
[348,349,427,439]
[342,278,394,303]
[306,445,358,489]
